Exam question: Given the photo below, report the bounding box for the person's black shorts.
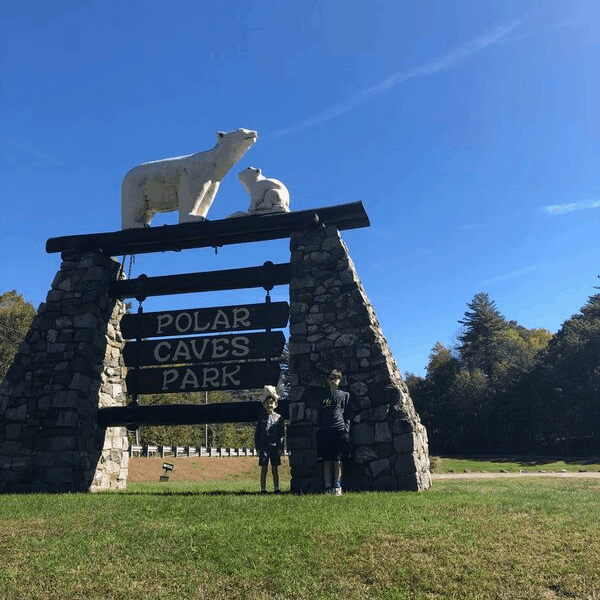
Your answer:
[258,447,281,467]
[317,430,350,462]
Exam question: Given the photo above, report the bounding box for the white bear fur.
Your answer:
[231,166,290,217]
[121,128,258,229]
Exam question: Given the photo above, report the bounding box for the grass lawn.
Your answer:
[1,463,600,599]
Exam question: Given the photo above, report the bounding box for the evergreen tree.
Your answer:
[458,292,508,377]
[526,294,600,453]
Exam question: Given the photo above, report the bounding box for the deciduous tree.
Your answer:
[0,290,35,381]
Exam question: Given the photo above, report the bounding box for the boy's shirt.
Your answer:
[318,389,351,433]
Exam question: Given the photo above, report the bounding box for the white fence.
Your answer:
[129,444,260,458]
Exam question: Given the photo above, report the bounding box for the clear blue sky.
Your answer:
[1,0,598,376]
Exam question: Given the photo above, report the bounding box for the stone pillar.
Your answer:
[0,252,129,493]
[287,225,431,493]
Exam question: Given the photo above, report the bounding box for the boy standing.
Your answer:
[254,385,285,494]
[316,369,351,495]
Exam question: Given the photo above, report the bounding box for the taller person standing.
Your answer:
[316,369,351,495]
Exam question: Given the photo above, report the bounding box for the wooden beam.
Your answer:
[98,401,290,427]
[126,361,281,395]
[123,331,286,367]
[120,301,289,339]
[46,201,369,256]
[111,262,291,299]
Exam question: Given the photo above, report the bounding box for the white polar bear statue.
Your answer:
[121,128,258,229]
[230,166,290,218]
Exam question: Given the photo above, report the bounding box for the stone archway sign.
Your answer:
[0,204,430,493]
[1,142,430,494]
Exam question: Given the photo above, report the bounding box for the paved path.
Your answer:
[432,471,600,480]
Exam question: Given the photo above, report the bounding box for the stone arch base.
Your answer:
[0,252,128,493]
[287,225,431,493]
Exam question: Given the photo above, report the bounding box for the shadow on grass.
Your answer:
[121,489,293,497]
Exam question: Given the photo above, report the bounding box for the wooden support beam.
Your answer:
[111,262,291,299]
[98,401,290,427]
[45,201,369,256]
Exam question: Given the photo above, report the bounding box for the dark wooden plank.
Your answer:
[46,201,369,256]
[126,361,280,394]
[98,400,290,427]
[111,262,291,300]
[120,301,289,339]
[123,331,286,367]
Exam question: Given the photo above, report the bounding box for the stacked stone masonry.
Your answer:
[0,252,129,493]
[0,223,429,495]
[287,225,431,493]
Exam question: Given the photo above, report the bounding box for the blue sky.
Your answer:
[1,0,598,376]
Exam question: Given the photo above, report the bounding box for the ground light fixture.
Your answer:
[160,462,174,482]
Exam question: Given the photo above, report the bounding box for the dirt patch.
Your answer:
[127,456,261,483]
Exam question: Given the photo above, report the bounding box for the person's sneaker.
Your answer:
[334,486,342,496]
[273,490,281,494]
[324,487,333,494]
[260,490,268,494]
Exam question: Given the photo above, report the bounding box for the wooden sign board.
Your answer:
[126,361,281,394]
[98,401,290,427]
[123,331,285,368]
[120,302,289,340]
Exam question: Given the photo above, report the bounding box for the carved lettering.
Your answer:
[211,337,229,359]
[121,302,289,340]
[232,307,250,329]
[221,364,241,387]
[193,311,210,332]
[211,309,230,331]
[180,368,199,389]
[156,314,173,335]
[127,362,280,394]
[172,340,192,362]
[190,338,210,360]
[154,341,171,363]
[231,336,250,357]
[162,369,178,390]
[202,367,221,388]
[175,312,193,333]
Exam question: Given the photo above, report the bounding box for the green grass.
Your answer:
[431,456,600,474]
[1,470,600,599]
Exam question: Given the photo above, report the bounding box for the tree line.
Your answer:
[405,291,600,456]
[3,287,599,454]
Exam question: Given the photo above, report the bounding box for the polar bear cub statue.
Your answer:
[121,128,258,229]
[235,166,290,216]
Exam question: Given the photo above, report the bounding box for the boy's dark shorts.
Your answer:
[317,430,350,462]
[258,447,281,467]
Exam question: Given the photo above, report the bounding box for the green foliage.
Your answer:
[408,291,600,456]
[524,293,600,453]
[135,389,260,448]
[0,290,36,381]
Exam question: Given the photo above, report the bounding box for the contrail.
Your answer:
[541,200,600,216]
[270,19,524,138]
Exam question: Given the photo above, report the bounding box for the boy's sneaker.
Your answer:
[324,487,333,494]
[334,486,342,496]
